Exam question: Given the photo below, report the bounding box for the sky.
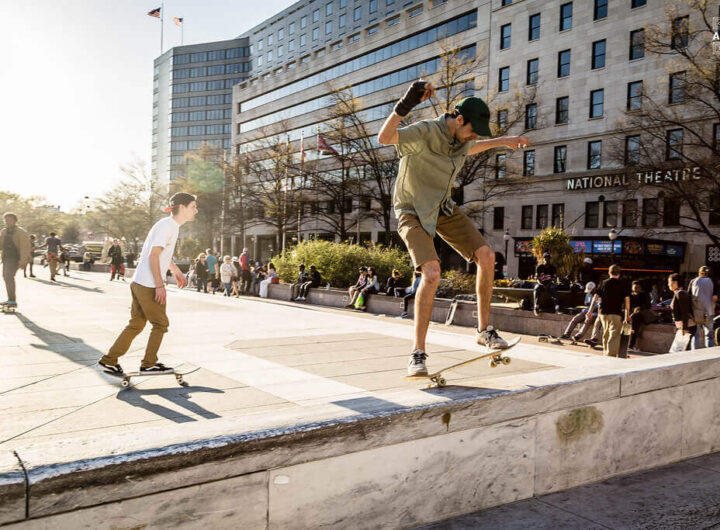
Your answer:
[0,0,294,211]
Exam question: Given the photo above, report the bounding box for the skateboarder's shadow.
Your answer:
[115,386,224,423]
[31,277,103,294]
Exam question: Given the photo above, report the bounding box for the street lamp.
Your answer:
[503,229,511,278]
[608,228,618,241]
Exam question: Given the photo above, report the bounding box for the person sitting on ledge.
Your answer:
[533,252,560,316]
[385,269,404,296]
[295,265,322,301]
[355,266,380,311]
[345,266,368,308]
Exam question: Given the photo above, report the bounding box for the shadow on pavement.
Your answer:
[115,385,224,422]
[14,313,103,363]
[30,277,103,294]
[332,396,406,414]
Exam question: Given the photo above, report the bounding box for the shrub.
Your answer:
[270,240,414,288]
[436,269,476,298]
[531,227,584,280]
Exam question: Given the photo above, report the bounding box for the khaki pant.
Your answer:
[101,282,169,368]
[599,314,623,357]
[48,258,58,279]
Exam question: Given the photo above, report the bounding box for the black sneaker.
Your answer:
[139,363,174,374]
[99,361,124,375]
[584,339,599,348]
[560,333,571,340]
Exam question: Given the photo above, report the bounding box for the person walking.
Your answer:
[205,248,218,294]
[40,232,65,281]
[219,255,235,297]
[378,81,528,375]
[628,282,657,352]
[195,253,209,293]
[239,248,252,294]
[108,239,125,281]
[23,234,37,278]
[0,213,32,309]
[690,266,717,349]
[669,273,697,352]
[98,192,197,375]
[296,265,322,301]
[533,252,560,315]
[586,265,631,357]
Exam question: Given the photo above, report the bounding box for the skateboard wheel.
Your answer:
[489,360,497,368]
[121,380,129,388]
[502,357,511,365]
[437,378,447,387]
[176,376,184,384]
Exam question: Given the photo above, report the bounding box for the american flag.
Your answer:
[317,133,339,156]
[174,17,183,27]
[147,7,161,18]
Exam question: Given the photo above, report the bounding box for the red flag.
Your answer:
[317,133,339,156]
[147,7,161,18]
[174,17,183,27]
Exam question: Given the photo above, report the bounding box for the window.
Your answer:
[590,89,604,118]
[289,22,296,34]
[301,55,311,63]
[433,0,448,4]
[710,195,720,226]
[279,28,284,40]
[354,6,362,21]
[527,58,539,85]
[278,45,284,57]
[300,34,307,46]
[522,205,533,229]
[632,0,646,7]
[664,197,681,226]
[585,202,600,228]
[367,24,378,35]
[552,204,565,228]
[523,150,535,176]
[625,135,641,164]
[525,103,537,129]
[289,39,295,52]
[594,0,607,20]
[560,3,573,31]
[326,21,333,34]
[556,96,569,124]
[629,29,644,59]
[493,207,505,230]
[558,49,571,77]
[387,16,399,26]
[666,129,683,160]
[340,0,347,7]
[672,16,689,50]
[408,5,423,17]
[529,13,541,41]
[313,27,319,40]
[592,40,606,69]
[554,145,567,173]
[502,0,512,5]
[258,39,263,52]
[627,81,643,110]
[498,109,508,129]
[370,0,377,13]
[267,50,273,61]
[496,154,506,179]
[257,55,263,66]
[499,66,510,92]
[604,201,618,227]
[642,198,659,227]
[207,50,226,61]
[349,32,360,42]
[669,72,686,104]
[622,200,638,227]
[536,204,549,229]
[301,15,307,28]
[385,0,392,4]
[313,9,319,23]
[501,23,511,49]
[339,14,346,27]
[588,140,602,169]
[326,2,333,16]
[268,34,274,45]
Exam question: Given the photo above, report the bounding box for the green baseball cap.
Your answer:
[455,97,492,137]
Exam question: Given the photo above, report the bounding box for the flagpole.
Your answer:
[160,1,164,54]
[298,132,303,243]
[181,20,184,45]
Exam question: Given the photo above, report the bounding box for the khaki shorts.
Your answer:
[398,206,488,269]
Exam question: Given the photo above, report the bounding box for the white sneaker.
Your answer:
[476,326,509,349]
[407,350,428,376]
[397,312,408,319]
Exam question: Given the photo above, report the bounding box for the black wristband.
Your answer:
[394,81,428,117]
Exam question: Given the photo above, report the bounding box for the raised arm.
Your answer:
[377,81,435,146]
[468,136,530,156]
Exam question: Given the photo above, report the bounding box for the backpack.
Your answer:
[689,279,707,325]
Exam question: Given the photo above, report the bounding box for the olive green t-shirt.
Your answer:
[393,115,472,237]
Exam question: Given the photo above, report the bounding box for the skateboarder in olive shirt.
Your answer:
[98,193,198,375]
[378,80,529,376]
[585,264,631,357]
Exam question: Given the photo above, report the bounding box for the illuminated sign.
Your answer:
[566,166,701,190]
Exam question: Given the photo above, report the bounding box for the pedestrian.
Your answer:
[239,247,252,294]
[40,232,65,281]
[108,239,125,281]
[259,262,277,298]
[378,82,526,375]
[586,265,631,357]
[628,281,657,352]
[195,253,208,293]
[0,213,32,310]
[23,234,37,278]
[690,266,717,349]
[231,256,242,296]
[533,252,560,315]
[669,273,697,352]
[59,247,71,277]
[220,255,234,297]
[251,261,264,296]
[98,192,197,375]
[385,269,403,296]
[296,265,322,301]
[205,248,218,294]
[398,272,422,319]
[579,257,597,287]
[291,264,309,301]
[561,281,597,341]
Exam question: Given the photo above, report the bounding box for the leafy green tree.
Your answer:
[531,227,583,280]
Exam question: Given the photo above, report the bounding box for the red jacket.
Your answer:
[239,252,250,271]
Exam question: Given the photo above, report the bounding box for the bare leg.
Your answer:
[413,261,441,352]
[473,246,495,331]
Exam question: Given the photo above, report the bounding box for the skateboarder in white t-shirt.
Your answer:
[99,193,198,375]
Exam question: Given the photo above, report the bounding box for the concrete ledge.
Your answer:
[4,348,720,528]
[0,452,25,525]
[268,284,675,354]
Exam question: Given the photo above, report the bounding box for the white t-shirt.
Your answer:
[132,217,180,288]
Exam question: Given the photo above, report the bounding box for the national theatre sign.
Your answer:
[566,166,701,190]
